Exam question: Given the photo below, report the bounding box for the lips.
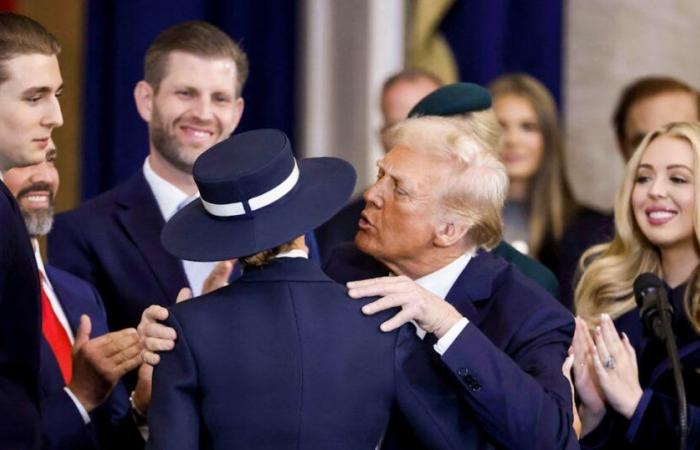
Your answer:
[19,191,52,210]
[358,211,374,230]
[645,207,678,226]
[33,137,50,149]
[179,125,215,141]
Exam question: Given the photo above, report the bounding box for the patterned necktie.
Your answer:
[40,272,73,384]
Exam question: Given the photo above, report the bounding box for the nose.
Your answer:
[501,125,516,149]
[42,96,63,129]
[192,97,214,121]
[363,178,385,209]
[648,177,668,199]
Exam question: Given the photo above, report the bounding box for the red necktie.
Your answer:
[40,273,73,384]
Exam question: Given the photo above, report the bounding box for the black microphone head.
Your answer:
[634,272,663,308]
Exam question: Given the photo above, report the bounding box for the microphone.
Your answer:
[633,272,687,449]
[633,272,673,341]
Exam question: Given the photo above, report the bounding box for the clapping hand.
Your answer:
[590,313,643,419]
[571,316,606,436]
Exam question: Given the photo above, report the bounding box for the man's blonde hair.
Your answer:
[383,116,508,249]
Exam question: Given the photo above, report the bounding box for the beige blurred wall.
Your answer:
[565,0,700,211]
[17,0,84,213]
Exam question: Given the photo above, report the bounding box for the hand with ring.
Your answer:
[590,313,644,419]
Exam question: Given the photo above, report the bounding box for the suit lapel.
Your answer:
[445,249,503,325]
[115,173,188,304]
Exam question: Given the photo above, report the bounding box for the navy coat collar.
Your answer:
[239,258,331,284]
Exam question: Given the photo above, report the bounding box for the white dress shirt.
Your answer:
[414,250,474,355]
[33,241,91,424]
[142,158,215,296]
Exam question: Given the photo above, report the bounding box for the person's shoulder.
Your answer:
[479,251,572,325]
[323,242,386,284]
[54,174,146,228]
[491,241,559,295]
[45,265,94,293]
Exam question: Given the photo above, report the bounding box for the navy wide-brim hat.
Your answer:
[161,129,356,262]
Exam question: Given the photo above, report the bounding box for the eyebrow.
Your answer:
[21,84,64,96]
[637,163,693,171]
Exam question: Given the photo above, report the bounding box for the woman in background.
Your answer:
[572,121,700,448]
[490,74,578,272]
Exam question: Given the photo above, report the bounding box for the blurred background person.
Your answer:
[490,73,578,275]
[571,122,700,448]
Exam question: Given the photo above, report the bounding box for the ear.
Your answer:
[433,219,470,248]
[134,80,155,123]
[228,97,245,133]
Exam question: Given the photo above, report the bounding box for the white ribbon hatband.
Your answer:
[201,161,300,217]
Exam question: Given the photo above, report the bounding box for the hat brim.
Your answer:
[161,157,355,261]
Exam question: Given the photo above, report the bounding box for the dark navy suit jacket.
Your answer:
[41,265,143,450]
[325,244,579,450]
[48,171,321,335]
[0,181,41,449]
[148,258,489,450]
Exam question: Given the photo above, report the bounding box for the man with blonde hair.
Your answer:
[325,114,578,449]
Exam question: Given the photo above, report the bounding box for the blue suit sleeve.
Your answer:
[147,311,200,450]
[41,390,97,450]
[440,313,578,450]
[626,388,700,448]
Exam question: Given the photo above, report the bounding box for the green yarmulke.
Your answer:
[408,82,492,118]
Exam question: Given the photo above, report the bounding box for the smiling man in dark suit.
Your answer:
[47,22,248,338]
[4,143,145,449]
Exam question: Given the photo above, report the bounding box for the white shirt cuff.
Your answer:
[64,387,91,424]
[434,317,469,355]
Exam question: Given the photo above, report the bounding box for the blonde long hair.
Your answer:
[575,122,700,332]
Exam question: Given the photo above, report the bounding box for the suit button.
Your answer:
[465,375,481,391]
[457,367,469,377]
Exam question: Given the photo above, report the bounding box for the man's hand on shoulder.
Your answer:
[347,275,463,338]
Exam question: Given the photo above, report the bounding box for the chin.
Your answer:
[355,232,379,257]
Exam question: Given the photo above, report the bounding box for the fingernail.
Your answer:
[361,305,371,314]
[603,313,610,321]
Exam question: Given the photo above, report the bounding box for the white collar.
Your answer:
[414,250,475,300]
[142,157,198,221]
[275,249,309,259]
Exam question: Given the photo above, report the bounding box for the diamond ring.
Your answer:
[603,355,615,370]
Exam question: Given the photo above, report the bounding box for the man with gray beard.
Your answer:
[4,142,145,449]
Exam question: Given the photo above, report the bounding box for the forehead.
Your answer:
[382,79,438,118]
[0,53,62,92]
[640,135,695,168]
[494,94,535,118]
[382,145,448,182]
[626,91,698,135]
[160,51,237,91]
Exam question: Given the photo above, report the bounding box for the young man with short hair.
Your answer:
[0,12,63,448]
